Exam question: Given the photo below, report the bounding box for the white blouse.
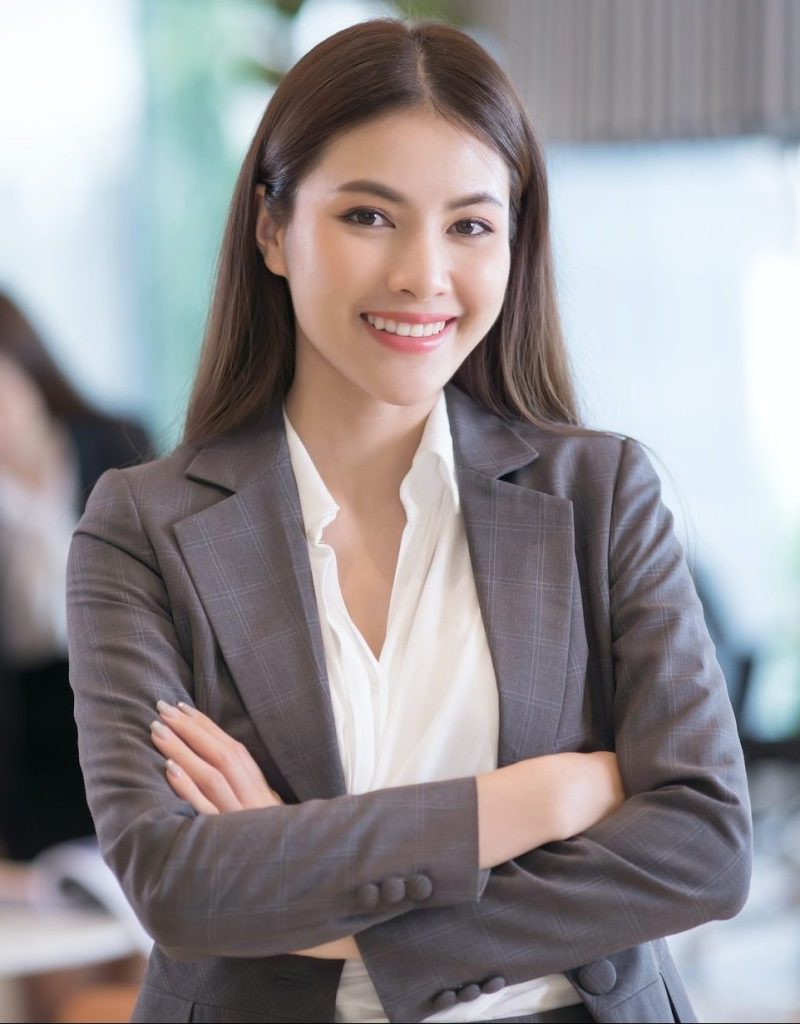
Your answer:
[283,390,577,1023]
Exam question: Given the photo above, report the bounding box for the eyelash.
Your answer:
[341,207,494,237]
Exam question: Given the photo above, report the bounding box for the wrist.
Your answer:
[476,757,565,869]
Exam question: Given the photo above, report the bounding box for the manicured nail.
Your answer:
[166,759,182,777]
[156,700,178,719]
[150,720,170,738]
[177,702,196,715]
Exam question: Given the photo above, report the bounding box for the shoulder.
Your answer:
[445,383,659,506]
[84,441,205,512]
[506,420,657,503]
[76,443,214,553]
[77,402,282,542]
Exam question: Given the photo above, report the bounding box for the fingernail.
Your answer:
[177,701,195,715]
[166,759,182,777]
[156,700,178,719]
[151,720,170,738]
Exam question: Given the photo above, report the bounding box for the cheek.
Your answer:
[465,248,511,313]
[288,228,371,308]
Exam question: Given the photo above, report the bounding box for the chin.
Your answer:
[357,372,450,409]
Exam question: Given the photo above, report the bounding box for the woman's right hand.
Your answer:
[476,750,625,870]
[150,702,363,961]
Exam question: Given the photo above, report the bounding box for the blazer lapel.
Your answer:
[173,385,577,800]
[174,404,346,802]
[446,385,577,765]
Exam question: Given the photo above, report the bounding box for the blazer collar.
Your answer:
[183,383,540,492]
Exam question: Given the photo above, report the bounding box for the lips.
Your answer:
[360,311,459,324]
[362,313,452,338]
[360,313,456,354]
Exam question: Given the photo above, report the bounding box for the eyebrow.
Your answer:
[333,179,505,210]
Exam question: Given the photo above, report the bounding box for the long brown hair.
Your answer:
[183,17,579,446]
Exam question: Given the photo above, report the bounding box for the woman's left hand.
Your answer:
[149,701,362,962]
[150,700,283,813]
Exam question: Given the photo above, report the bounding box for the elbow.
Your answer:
[135,908,194,957]
[129,875,245,958]
[124,854,306,960]
[131,884,267,959]
[712,839,752,921]
[700,797,753,923]
[125,868,201,955]
[102,820,226,957]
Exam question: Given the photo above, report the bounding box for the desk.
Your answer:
[0,902,139,978]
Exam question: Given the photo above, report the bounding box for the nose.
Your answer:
[385,226,450,300]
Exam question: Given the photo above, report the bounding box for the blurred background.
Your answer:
[1,0,798,1021]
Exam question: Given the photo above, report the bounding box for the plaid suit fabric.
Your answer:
[66,384,750,1023]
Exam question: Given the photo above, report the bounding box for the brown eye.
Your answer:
[453,219,492,236]
[342,208,391,227]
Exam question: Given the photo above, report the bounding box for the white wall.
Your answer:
[0,0,146,416]
[548,136,800,667]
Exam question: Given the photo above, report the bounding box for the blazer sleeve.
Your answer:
[354,437,752,995]
[66,468,486,959]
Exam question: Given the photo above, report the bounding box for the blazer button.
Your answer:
[355,883,381,910]
[577,959,617,995]
[406,873,433,901]
[431,990,458,1012]
[430,987,454,1011]
[380,876,407,904]
[456,983,481,1003]
[481,976,506,994]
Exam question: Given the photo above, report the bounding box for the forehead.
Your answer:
[300,108,511,203]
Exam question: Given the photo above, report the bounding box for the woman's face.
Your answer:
[255,107,512,412]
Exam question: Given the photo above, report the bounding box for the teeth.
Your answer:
[365,314,448,337]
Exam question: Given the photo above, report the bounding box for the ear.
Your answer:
[254,185,288,278]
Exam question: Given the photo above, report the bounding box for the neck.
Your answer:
[284,381,438,517]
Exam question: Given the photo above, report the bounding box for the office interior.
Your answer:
[1,1,799,1021]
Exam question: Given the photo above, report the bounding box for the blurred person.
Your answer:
[0,291,151,861]
[66,19,751,1024]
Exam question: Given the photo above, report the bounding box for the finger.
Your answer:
[150,720,242,813]
[174,702,238,743]
[174,703,277,795]
[164,759,220,815]
[157,702,282,808]
[157,702,246,772]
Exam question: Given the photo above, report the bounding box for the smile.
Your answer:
[360,313,456,354]
[363,314,451,337]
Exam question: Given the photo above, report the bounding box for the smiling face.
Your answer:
[255,106,512,414]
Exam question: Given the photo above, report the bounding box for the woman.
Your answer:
[0,292,151,860]
[66,19,751,1024]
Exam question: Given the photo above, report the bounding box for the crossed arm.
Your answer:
[148,699,626,961]
[67,439,751,972]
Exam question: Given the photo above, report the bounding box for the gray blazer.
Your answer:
[66,383,751,1024]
